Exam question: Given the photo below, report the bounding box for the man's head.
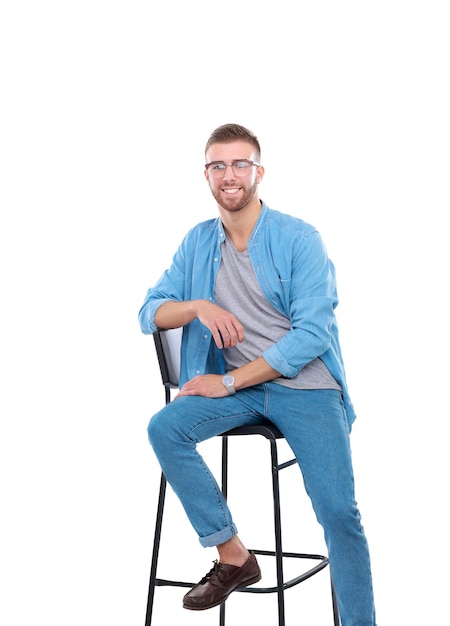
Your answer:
[204,124,264,214]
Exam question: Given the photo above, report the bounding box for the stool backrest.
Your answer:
[153,327,182,390]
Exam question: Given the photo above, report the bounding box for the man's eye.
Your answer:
[212,163,226,171]
[234,161,250,169]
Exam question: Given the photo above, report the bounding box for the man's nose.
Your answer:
[223,163,236,178]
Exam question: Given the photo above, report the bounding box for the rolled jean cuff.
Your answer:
[198,523,238,548]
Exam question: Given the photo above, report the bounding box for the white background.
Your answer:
[1,1,449,624]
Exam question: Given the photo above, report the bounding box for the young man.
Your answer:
[139,123,377,624]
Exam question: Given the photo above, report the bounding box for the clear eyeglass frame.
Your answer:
[205,159,260,179]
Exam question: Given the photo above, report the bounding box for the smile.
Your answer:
[222,188,241,194]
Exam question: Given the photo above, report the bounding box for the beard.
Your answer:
[211,179,259,213]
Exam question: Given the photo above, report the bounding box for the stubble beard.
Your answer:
[212,180,258,213]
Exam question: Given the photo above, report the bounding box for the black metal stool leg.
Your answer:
[220,436,229,626]
[331,576,341,626]
[219,602,226,626]
[269,438,286,626]
[145,473,167,626]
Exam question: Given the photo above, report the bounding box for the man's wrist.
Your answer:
[221,373,236,395]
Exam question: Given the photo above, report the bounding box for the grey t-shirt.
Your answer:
[214,236,341,391]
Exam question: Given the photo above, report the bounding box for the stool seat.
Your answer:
[144,329,340,625]
[224,423,284,438]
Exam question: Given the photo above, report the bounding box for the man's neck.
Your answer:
[219,199,262,252]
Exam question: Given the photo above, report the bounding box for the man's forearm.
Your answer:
[154,300,201,329]
[230,356,281,391]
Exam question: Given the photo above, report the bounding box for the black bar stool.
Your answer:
[144,329,340,626]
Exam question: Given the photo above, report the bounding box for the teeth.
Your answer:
[223,188,240,194]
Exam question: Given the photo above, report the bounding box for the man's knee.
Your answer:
[147,408,168,450]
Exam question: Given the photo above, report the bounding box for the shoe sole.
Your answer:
[183,573,262,611]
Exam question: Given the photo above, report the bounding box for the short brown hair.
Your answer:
[205,123,261,160]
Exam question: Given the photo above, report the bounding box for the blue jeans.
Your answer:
[148,384,376,626]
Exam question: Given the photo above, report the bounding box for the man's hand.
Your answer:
[177,374,228,398]
[195,301,245,349]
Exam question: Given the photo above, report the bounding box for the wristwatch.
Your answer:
[222,374,236,395]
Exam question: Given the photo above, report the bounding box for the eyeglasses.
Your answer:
[205,159,260,179]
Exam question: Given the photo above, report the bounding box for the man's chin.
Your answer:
[220,201,247,213]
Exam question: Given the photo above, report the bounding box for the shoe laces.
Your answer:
[200,560,224,585]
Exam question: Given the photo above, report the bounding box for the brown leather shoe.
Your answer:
[183,552,261,610]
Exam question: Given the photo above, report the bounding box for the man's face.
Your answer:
[204,140,263,213]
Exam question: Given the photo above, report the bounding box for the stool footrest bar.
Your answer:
[153,551,330,594]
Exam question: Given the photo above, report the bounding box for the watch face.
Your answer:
[223,375,234,386]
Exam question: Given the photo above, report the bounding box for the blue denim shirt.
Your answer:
[139,202,356,426]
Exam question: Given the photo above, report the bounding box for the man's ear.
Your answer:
[256,165,265,184]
